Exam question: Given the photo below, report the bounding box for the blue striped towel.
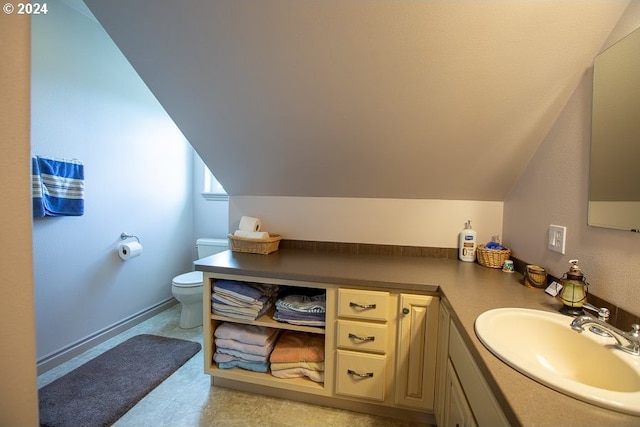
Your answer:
[32,156,84,217]
[275,294,326,314]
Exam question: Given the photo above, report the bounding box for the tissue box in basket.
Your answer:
[228,233,282,255]
[476,244,511,268]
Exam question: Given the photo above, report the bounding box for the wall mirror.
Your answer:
[589,26,640,232]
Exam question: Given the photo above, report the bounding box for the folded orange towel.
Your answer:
[269,330,325,363]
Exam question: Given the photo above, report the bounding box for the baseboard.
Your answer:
[37,298,178,375]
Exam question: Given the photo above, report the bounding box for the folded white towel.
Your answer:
[234,230,270,239]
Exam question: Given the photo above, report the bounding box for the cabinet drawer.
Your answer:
[335,350,387,401]
[338,289,389,321]
[336,320,387,354]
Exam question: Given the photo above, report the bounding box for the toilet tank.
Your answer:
[196,238,228,258]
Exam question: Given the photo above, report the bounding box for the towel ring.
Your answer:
[120,232,140,243]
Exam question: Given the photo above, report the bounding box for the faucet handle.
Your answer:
[630,324,640,338]
[598,307,611,321]
[582,303,610,321]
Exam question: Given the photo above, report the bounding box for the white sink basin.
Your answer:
[475,308,640,415]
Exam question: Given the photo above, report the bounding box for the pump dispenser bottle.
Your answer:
[559,259,589,316]
[458,220,477,262]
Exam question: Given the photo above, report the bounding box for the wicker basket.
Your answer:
[476,244,511,268]
[228,234,282,255]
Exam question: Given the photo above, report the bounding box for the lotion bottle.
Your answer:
[458,220,477,262]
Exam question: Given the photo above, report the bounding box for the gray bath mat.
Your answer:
[39,334,201,427]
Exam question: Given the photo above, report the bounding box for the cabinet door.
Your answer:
[449,324,509,427]
[394,294,439,410]
[444,360,477,427]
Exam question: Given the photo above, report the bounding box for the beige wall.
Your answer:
[0,13,39,427]
[230,196,504,248]
[504,3,640,317]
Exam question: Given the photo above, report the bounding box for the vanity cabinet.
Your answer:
[435,302,509,427]
[197,250,640,426]
[202,273,439,423]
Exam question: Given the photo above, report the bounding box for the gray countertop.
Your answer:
[195,249,640,426]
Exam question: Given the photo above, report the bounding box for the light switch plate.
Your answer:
[548,225,566,254]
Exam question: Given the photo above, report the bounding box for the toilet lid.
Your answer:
[172,271,203,287]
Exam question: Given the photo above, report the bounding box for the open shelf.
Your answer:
[207,364,327,394]
[211,308,326,335]
[205,278,333,399]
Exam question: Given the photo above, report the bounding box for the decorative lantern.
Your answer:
[559,259,588,316]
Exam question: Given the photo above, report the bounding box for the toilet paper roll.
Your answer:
[238,216,262,232]
[118,241,143,260]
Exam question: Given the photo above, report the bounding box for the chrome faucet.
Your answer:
[570,315,640,356]
[581,303,612,337]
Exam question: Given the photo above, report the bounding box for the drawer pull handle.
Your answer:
[347,369,374,379]
[348,333,375,342]
[349,302,377,310]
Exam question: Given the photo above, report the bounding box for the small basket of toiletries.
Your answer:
[476,238,511,269]
[228,234,282,255]
[524,264,547,288]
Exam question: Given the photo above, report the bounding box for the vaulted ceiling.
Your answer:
[83,0,629,200]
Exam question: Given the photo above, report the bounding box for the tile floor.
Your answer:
[38,304,430,427]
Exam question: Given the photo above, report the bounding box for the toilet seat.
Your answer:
[172,271,203,288]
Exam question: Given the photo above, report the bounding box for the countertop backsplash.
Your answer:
[281,238,639,330]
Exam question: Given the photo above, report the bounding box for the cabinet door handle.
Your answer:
[349,302,377,310]
[348,333,375,342]
[347,369,374,379]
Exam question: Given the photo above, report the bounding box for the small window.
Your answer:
[202,165,228,201]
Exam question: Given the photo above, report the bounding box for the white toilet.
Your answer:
[172,238,228,328]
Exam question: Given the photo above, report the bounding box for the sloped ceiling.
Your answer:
[83,0,629,200]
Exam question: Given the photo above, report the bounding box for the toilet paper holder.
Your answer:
[120,232,140,243]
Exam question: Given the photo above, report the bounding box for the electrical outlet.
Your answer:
[548,225,566,254]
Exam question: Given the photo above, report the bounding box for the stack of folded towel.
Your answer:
[213,322,280,373]
[212,280,278,321]
[269,330,325,383]
[273,292,326,327]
